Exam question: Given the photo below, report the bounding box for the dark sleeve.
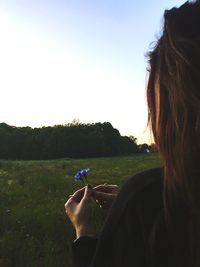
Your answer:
[118,208,145,266]
[72,236,98,267]
[109,183,163,267]
[89,200,147,267]
[91,168,163,267]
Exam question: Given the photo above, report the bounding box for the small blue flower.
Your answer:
[74,168,91,182]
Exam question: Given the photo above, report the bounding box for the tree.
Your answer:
[0,122,141,159]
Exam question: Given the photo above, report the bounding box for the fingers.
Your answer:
[65,184,119,213]
[68,187,86,203]
[81,185,93,204]
[65,185,93,218]
[66,185,93,207]
[93,184,119,194]
[93,191,115,202]
[93,191,115,209]
[67,184,119,202]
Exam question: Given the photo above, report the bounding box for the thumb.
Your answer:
[81,185,92,203]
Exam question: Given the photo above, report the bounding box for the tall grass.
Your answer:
[0,154,161,267]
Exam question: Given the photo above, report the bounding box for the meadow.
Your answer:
[0,154,161,267]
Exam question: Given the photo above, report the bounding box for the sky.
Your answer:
[0,0,184,144]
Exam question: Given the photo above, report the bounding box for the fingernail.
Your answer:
[87,184,92,188]
[86,184,91,192]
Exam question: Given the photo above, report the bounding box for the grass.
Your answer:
[0,153,162,267]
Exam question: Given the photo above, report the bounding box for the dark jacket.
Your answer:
[72,168,173,267]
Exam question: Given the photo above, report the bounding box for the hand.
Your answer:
[65,185,95,238]
[92,184,120,209]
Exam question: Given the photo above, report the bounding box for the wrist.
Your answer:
[75,225,95,239]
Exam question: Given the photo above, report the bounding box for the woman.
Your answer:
[65,1,200,266]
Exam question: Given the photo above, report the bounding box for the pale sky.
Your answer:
[0,0,184,144]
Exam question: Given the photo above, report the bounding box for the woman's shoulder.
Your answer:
[122,167,163,195]
[92,168,164,267]
[114,168,163,211]
[101,168,164,236]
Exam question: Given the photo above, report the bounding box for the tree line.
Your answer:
[0,122,152,160]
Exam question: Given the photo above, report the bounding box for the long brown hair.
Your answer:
[147,1,200,266]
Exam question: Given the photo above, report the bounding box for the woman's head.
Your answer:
[147,1,200,266]
[147,0,200,191]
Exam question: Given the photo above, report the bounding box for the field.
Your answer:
[0,154,161,267]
